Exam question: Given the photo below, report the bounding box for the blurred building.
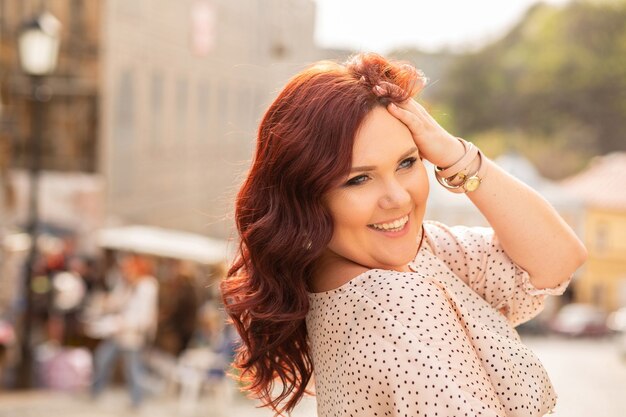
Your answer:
[0,0,326,245]
[0,0,101,236]
[100,0,319,239]
[560,152,626,312]
[0,0,100,173]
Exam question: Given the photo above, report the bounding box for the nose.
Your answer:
[378,179,411,210]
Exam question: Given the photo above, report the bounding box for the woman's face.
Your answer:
[323,106,429,271]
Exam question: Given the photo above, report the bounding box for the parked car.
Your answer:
[547,303,610,337]
[515,317,549,335]
[607,307,626,357]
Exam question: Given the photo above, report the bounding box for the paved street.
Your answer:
[0,335,624,417]
[523,335,626,417]
[0,384,318,417]
[0,374,318,417]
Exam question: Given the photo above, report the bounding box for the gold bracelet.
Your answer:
[434,138,478,180]
[435,148,488,193]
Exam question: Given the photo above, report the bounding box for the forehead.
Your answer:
[352,106,415,165]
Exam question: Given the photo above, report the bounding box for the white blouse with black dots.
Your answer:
[306,220,570,417]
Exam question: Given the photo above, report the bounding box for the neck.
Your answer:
[309,250,410,293]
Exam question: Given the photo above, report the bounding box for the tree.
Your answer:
[438,1,626,160]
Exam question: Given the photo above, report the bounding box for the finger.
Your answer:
[387,102,423,133]
[389,98,430,126]
[395,96,428,117]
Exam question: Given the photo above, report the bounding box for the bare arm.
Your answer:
[436,137,587,289]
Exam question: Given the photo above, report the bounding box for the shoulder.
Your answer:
[307,269,420,329]
[308,268,415,304]
[341,269,425,311]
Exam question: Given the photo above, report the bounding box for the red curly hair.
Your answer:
[221,53,424,416]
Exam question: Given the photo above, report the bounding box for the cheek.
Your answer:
[325,190,377,251]
[329,194,373,234]
[411,164,430,202]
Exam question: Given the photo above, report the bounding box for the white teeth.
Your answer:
[370,215,409,231]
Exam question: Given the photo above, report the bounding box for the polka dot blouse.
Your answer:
[306,220,570,417]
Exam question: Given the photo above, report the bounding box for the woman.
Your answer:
[90,255,158,409]
[221,53,587,417]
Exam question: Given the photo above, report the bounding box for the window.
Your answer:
[196,80,210,142]
[150,71,163,146]
[115,70,134,143]
[112,70,134,194]
[595,222,608,253]
[175,77,188,140]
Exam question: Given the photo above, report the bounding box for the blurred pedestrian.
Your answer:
[0,316,15,388]
[192,301,237,379]
[90,254,158,409]
[156,261,198,356]
[48,256,88,345]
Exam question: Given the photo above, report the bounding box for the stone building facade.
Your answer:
[100,0,319,238]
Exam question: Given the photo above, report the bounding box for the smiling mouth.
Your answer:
[367,214,410,232]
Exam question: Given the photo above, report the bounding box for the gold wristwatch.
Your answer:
[434,142,488,194]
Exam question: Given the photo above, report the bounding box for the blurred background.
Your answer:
[0,0,624,416]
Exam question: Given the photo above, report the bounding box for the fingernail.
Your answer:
[388,102,397,110]
[373,85,384,95]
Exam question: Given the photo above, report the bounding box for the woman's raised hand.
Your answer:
[373,82,463,168]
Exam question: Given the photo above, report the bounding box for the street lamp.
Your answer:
[18,12,61,76]
[15,11,61,388]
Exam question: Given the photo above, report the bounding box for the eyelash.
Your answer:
[345,157,418,186]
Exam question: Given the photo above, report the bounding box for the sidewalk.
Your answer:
[0,384,318,417]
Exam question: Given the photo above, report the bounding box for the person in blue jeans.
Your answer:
[90,255,158,408]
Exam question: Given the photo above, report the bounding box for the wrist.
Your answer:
[434,143,489,193]
[430,135,466,168]
[446,153,481,186]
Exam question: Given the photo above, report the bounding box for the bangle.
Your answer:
[434,138,478,180]
[435,148,488,193]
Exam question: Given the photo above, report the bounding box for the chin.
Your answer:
[378,248,418,270]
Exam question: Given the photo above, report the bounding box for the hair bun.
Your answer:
[346,52,426,101]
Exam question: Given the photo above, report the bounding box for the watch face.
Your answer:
[464,177,481,192]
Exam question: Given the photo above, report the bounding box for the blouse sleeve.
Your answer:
[422,220,571,327]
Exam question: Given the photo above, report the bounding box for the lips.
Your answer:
[368,214,410,232]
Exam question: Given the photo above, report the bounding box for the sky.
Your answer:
[313,0,571,53]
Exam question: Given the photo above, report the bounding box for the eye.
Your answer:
[398,156,417,170]
[345,174,370,186]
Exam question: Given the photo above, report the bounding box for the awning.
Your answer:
[96,225,232,265]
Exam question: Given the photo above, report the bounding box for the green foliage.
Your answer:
[436,0,626,172]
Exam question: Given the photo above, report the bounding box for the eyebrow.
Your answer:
[349,146,419,173]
